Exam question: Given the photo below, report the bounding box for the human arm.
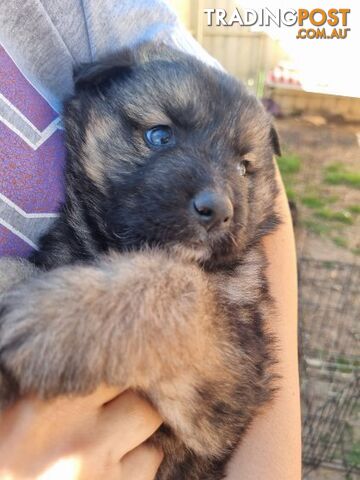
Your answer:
[225,165,301,479]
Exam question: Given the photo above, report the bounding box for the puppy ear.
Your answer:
[270,125,281,157]
[73,42,178,93]
[74,49,134,92]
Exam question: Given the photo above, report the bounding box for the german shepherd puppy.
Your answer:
[0,44,281,479]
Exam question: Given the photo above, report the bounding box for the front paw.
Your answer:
[0,297,37,406]
[0,293,68,402]
[0,279,102,404]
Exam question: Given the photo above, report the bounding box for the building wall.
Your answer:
[170,0,284,94]
[268,88,360,122]
[169,1,360,121]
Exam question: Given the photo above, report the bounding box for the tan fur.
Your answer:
[0,253,218,443]
[0,247,273,459]
[82,116,115,187]
[0,258,36,293]
[212,249,265,309]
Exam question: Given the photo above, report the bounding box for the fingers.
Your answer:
[10,386,124,438]
[0,389,163,480]
[98,390,163,456]
[76,385,123,408]
[19,385,122,419]
[120,444,163,480]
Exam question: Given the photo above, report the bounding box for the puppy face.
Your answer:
[64,45,279,265]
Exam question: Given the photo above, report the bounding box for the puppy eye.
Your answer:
[144,126,174,148]
[237,160,248,176]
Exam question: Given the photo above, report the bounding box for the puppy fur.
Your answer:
[0,43,280,479]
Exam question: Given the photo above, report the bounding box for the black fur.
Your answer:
[31,44,280,272]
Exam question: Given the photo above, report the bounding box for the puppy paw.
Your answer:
[0,273,104,402]
[0,257,37,294]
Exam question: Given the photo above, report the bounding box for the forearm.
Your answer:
[226,165,301,479]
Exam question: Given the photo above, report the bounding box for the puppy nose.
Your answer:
[192,190,233,230]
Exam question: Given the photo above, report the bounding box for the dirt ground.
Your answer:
[274,117,360,265]
[275,117,360,480]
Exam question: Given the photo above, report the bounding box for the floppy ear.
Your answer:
[73,41,179,93]
[270,125,281,157]
[74,49,134,92]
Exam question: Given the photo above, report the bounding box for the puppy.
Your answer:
[0,43,281,479]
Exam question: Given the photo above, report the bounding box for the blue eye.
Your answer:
[144,126,174,147]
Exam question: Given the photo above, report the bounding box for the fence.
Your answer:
[299,258,360,477]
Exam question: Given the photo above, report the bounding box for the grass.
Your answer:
[301,192,339,210]
[335,356,351,366]
[332,236,348,248]
[348,204,360,214]
[303,200,359,249]
[346,441,360,468]
[285,186,296,201]
[277,152,301,204]
[323,261,336,269]
[301,202,356,250]
[277,153,359,255]
[314,208,354,225]
[302,219,332,235]
[301,195,327,209]
[326,355,354,373]
[326,195,339,204]
[324,163,360,189]
[277,153,301,175]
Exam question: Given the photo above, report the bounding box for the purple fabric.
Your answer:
[0,123,65,213]
[0,224,33,258]
[0,47,58,131]
[0,46,65,257]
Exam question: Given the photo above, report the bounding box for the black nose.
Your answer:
[192,190,233,230]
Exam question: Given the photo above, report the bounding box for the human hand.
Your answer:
[0,387,163,480]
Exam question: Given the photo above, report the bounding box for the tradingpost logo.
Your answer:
[204,8,351,39]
